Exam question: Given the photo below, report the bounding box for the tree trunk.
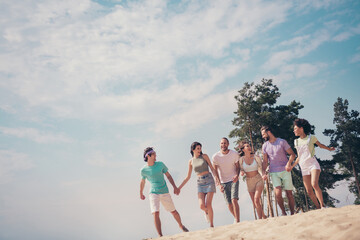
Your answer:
[265,180,274,217]
[348,148,360,196]
[274,191,278,216]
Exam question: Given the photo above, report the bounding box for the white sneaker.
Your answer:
[204,212,210,223]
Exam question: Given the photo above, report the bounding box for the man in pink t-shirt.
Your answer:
[261,126,296,215]
[212,137,240,223]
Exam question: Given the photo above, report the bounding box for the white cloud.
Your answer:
[0,150,33,184]
[153,90,237,137]
[0,127,74,143]
[266,62,327,86]
[0,0,290,125]
[350,53,360,63]
[333,24,360,42]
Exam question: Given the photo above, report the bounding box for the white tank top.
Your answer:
[242,157,258,172]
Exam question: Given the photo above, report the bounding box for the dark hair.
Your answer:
[143,147,154,162]
[294,118,311,135]
[261,125,273,133]
[190,142,203,156]
[238,141,250,157]
[221,137,229,144]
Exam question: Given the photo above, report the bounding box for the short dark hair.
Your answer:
[190,142,203,156]
[221,137,229,144]
[261,125,273,133]
[294,118,311,135]
[143,147,154,162]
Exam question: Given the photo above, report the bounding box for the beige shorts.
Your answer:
[149,193,176,213]
[246,174,264,192]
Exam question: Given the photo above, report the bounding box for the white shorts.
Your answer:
[149,193,176,213]
[299,157,321,176]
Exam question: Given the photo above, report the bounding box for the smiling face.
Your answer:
[192,145,202,157]
[293,125,303,136]
[220,138,229,153]
[261,129,269,141]
[243,143,252,153]
[147,151,157,163]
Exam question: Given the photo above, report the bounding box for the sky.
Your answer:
[0,0,359,239]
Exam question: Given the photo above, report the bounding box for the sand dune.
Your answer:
[155,205,360,240]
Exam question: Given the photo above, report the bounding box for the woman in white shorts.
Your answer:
[290,118,335,209]
[179,142,220,228]
[238,141,267,219]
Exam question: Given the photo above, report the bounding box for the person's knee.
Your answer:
[306,189,315,196]
[171,210,179,215]
[199,203,206,210]
[254,197,261,206]
[311,181,319,189]
[275,190,283,198]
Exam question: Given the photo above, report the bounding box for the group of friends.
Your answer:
[139,118,335,237]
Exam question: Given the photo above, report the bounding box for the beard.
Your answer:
[263,136,269,141]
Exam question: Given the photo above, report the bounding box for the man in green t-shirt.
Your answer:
[140,147,189,237]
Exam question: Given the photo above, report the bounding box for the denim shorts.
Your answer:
[221,180,239,204]
[197,173,216,193]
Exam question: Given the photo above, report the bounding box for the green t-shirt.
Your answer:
[295,135,318,157]
[141,161,169,194]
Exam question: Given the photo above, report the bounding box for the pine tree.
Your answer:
[323,97,360,204]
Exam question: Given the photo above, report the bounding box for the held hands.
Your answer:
[174,187,180,195]
[140,194,146,200]
[285,163,292,172]
[219,185,224,193]
[215,177,220,186]
[240,170,245,176]
[262,174,268,181]
[329,147,335,151]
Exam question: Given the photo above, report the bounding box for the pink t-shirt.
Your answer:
[212,149,239,183]
[262,138,291,173]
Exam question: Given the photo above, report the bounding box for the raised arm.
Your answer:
[165,171,179,195]
[178,159,193,190]
[203,154,220,185]
[140,178,146,200]
[316,140,335,151]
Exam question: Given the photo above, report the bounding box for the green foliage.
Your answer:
[324,97,360,204]
[230,79,346,210]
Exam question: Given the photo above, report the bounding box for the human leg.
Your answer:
[274,187,286,215]
[149,194,162,236]
[231,181,240,222]
[303,175,320,209]
[270,172,286,215]
[160,193,188,232]
[198,192,207,212]
[254,181,267,219]
[310,169,324,207]
[281,170,295,215]
[285,190,295,215]
[153,211,162,237]
[205,192,215,227]
[221,182,235,218]
[170,210,188,232]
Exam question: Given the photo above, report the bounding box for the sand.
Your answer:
[155,205,360,240]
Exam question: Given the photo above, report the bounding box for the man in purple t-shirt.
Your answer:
[261,126,296,215]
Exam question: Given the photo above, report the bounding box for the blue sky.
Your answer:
[0,0,359,239]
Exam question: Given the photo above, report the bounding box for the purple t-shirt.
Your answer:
[262,138,291,173]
